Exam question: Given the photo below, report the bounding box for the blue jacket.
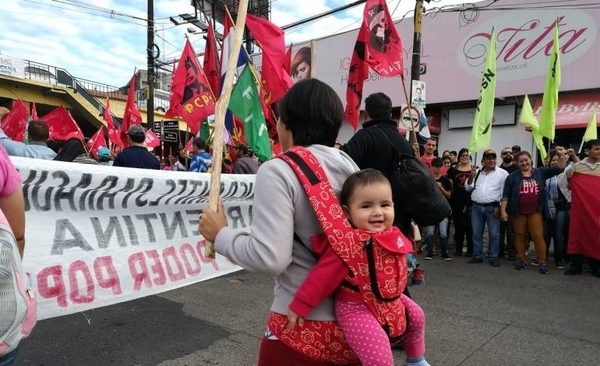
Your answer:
[501,167,562,217]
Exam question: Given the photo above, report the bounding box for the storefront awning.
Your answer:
[533,92,600,129]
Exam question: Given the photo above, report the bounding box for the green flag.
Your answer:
[229,66,272,162]
[199,119,211,142]
[519,94,539,129]
[469,28,496,154]
[538,20,561,141]
[583,111,597,142]
[519,94,546,160]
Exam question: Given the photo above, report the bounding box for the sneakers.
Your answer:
[556,262,565,270]
[515,260,528,271]
[425,253,433,260]
[538,262,548,274]
[467,258,483,264]
[489,258,500,267]
[442,254,453,261]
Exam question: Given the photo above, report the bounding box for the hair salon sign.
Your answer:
[458,10,597,81]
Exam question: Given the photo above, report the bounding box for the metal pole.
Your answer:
[147,0,155,127]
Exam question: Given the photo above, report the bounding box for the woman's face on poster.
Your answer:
[294,61,310,80]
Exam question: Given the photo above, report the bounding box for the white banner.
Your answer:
[0,55,25,78]
[12,157,255,320]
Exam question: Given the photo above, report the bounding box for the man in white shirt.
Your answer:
[465,149,509,267]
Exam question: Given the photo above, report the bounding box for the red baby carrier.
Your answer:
[279,147,411,340]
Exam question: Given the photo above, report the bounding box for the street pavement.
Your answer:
[19,253,600,366]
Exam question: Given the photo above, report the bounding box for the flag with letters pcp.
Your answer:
[228,66,272,162]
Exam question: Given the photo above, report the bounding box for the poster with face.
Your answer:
[290,45,312,82]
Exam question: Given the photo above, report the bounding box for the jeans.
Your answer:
[0,347,19,366]
[425,217,449,256]
[543,209,569,266]
[452,203,473,255]
[471,204,500,260]
[499,218,515,258]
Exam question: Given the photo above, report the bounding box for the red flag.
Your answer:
[568,174,600,260]
[41,105,84,141]
[165,39,216,135]
[344,26,370,130]
[343,0,404,129]
[185,136,194,153]
[362,0,404,77]
[0,99,28,142]
[245,14,293,105]
[103,98,121,146]
[31,101,38,120]
[283,44,293,75]
[86,127,107,159]
[120,74,143,146]
[144,129,161,148]
[203,18,221,97]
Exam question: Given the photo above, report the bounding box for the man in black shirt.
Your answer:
[340,92,416,237]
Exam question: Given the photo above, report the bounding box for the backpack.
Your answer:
[367,126,452,226]
[0,210,37,356]
[280,147,412,340]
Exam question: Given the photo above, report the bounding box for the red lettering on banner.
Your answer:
[93,256,122,295]
[197,240,219,271]
[37,265,67,307]
[69,260,94,304]
[180,243,202,276]
[146,250,167,286]
[129,252,152,291]
[163,247,186,281]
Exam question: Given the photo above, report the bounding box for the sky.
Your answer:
[1,0,469,88]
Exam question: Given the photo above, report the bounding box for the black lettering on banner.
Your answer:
[164,179,189,205]
[27,171,52,212]
[122,215,141,246]
[149,179,177,206]
[173,180,190,205]
[91,176,120,211]
[227,206,246,228]
[51,219,94,255]
[51,171,73,212]
[22,170,47,211]
[159,212,188,240]
[186,209,202,236]
[135,213,159,243]
[90,216,127,249]
[134,179,153,208]
[221,181,239,199]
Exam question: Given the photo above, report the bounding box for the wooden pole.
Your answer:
[400,76,419,145]
[203,0,250,258]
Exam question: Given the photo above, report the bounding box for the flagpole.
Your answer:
[185,127,190,170]
[160,119,165,161]
[310,39,316,79]
[400,76,418,143]
[204,0,250,258]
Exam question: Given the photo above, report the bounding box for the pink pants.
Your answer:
[335,294,426,366]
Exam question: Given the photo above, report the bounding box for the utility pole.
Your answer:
[147,0,155,127]
[410,0,427,86]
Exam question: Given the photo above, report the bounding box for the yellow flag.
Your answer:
[538,20,561,141]
[583,111,597,142]
[519,94,539,129]
[532,128,547,161]
[469,29,496,154]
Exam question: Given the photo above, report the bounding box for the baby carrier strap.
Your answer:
[279,147,407,339]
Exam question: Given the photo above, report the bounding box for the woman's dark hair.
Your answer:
[457,147,470,160]
[277,79,343,147]
[548,149,558,163]
[54,138,85,162]
[340,169,390,206]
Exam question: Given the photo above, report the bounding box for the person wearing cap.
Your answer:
[113,125,159,170]
[233,143,260,174]
[97,147,113,166]
[189,137,212,173]
[464,149,509,267]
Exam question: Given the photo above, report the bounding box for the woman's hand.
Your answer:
[198,199,228,242]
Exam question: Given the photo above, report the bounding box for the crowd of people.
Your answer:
[1,81,598,365]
